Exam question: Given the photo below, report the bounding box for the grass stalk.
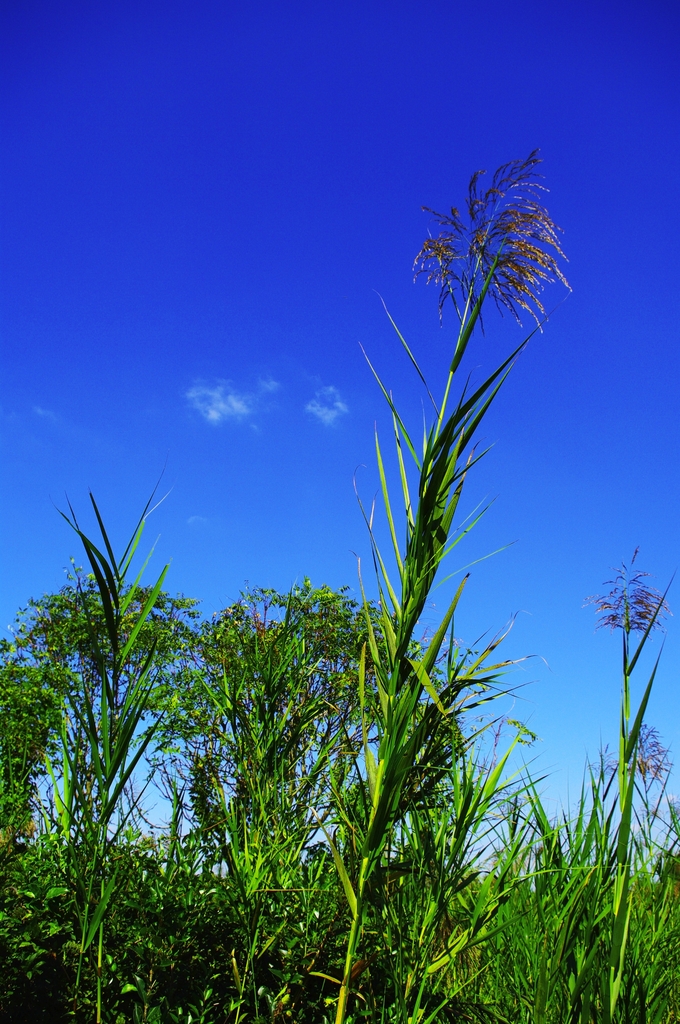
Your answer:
[332,154,568,1023]
[47,491,169,1019]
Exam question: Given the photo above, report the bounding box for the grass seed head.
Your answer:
[415,149,569,325]
[585,548,672,634]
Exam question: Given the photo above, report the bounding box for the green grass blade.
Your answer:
[379,296,439,416]
[119,563,170,663]
[312,811,357,917]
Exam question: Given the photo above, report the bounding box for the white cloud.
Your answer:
[306,386,349,426]
[187,515,208,526]
[187,383,252,424]
[187,377,280,425]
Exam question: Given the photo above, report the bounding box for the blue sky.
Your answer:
[2,0,679,802]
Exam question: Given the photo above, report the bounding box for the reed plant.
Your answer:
[45,493,169,1021]
[478,562,679,1024]
[326,151,569,1023]
[201,599,358,1021]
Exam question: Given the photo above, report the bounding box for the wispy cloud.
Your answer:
[187,378,280,425]
[186,382,249,421]
[33,406,57,420]
[305,386,349,426]
[187,383,250,423]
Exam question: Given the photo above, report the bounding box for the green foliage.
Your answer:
[0,577,200,830]
[1,155,678,1023]
[155,580,372,843]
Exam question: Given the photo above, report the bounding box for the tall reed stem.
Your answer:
[332,154,568,1022]
[46,491,169,1019]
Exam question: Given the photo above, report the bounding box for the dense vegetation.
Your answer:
[1,154,678,1023]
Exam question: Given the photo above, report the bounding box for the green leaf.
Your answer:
[45,887,69,900]
[119,563,170,663]
[84,873,117,951]
[312,811,357,918]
